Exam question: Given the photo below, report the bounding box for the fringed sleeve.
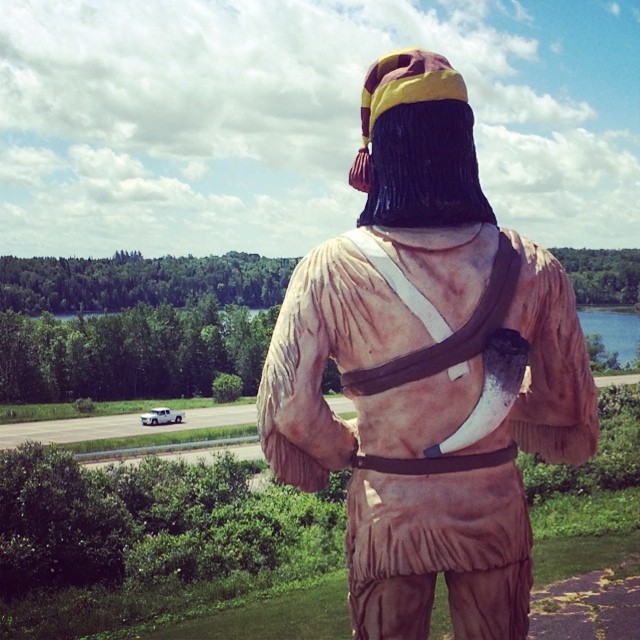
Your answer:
[257,251,358,492]
[508,250,599,465]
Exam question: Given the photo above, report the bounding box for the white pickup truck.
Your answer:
[140,407,186,426]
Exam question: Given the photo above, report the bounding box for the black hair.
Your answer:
[357,100,496,228]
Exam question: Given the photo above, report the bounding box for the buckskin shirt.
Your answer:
[257,221,599,585]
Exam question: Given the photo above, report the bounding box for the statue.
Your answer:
[257,48,600,639]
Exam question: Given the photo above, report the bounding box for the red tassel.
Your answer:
[348,147,371,193]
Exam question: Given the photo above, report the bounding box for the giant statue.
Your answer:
[257,48,600,639]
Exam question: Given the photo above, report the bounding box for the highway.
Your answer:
[0,396,355,449]
[1,376,638,466]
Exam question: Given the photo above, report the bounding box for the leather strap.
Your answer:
[341,231,521,396]
[343,228,469,381]
[351,441,518,475]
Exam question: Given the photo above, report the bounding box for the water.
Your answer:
[578,310,639,366]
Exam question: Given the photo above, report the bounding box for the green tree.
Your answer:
[212,373,243,403]
[33,312,68,402]
[586,333,620,371]
[0,311,44,402]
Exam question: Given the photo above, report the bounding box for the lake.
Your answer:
[578,310,639,366]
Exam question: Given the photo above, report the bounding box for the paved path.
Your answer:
[528,566,640,639]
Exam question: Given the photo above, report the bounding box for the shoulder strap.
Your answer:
[341,231,522,396]
[343,229,469,381]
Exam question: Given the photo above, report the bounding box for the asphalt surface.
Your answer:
[1,375,638,454]
[528,567,640,639]
[0,396,356,449]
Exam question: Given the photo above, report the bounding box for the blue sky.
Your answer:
[1,0,639,259]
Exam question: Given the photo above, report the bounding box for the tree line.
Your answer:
[0,294,342,405]
[0,296,292,405]
[1,247,640,316]
[0,251,299,315]
[552,247,640,306]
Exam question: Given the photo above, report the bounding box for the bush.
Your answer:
[72,397,96,413]
[519,384,640,505]
[101,453,253,535]
[0,443,138,600]
[212,373,243,404]
[123,481,347,588]
[125,531,201,585]
[598,384,640,420]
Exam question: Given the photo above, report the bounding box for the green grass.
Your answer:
[60,413,355,456]
[76,488,638,640]
[134,531,640,640]
[61,424,259,455]
[530,488,640,539]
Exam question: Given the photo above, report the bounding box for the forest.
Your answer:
[0,251,299,315]
[1,246,638,405]
[0,296,342,404]
[1,247,640,315]
[1,297,249,404]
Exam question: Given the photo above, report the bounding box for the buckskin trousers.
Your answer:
[348,558,533,640]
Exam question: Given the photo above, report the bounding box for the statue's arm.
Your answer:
[257,254,358,492]
[508,250,600,465]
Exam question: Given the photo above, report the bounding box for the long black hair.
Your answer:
[357,100,496,228]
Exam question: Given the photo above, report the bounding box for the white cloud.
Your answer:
[0,0,638,257]
[182,160,207,182]
[477,124,640,248]
[0,145,65,187]
[510,0,533,22]
[69,145,146,179]
[608,3,621,16]
[476,83,596,126]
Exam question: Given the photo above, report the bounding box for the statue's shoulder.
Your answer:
[500,227,561,269]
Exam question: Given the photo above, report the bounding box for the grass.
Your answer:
[0,490,638,639]
[61,424,259,455]
[129,530,640,640]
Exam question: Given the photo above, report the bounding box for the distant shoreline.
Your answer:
[577,305,638,315]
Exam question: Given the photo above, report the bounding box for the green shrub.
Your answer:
[101,453,253,535]
[598,384,640,420]
[72,397,96,413]
[125,531,202,585]
[0,443,138,600]
[122,481,347,588]
[317,469,352,503]
[519,385,640,505]
[212,373,243,403]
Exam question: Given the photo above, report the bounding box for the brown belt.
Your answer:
[351,441,518,475]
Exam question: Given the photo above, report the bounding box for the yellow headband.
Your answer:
[360,48,468,146]
[349,48,468,192]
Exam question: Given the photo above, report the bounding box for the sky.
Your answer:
[1,0,639,259]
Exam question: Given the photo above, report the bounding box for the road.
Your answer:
[0,396,356,449]
[1,375,638,458]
